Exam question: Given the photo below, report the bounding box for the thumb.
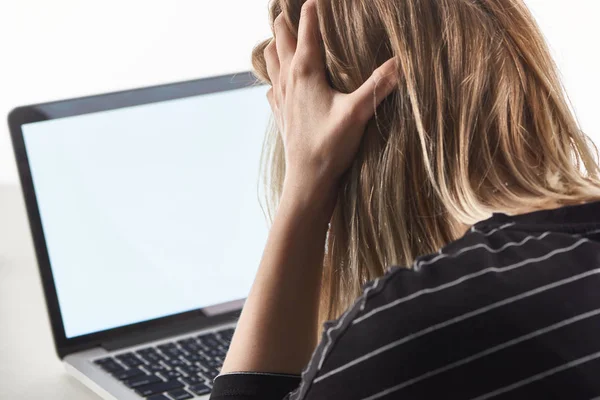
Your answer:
[349,58,399,123]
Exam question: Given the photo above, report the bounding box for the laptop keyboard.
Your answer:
[93,327,234,399]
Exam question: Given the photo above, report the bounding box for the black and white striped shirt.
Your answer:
[211,200,600,399]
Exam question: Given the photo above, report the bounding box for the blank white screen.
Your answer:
[22,85,271,338]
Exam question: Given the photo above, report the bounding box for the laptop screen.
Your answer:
[21,85,271,339]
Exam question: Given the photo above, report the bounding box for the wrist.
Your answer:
[280,176,338,224]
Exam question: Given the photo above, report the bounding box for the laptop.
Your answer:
[8,72,271,400]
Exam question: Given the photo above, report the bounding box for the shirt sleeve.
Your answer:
[208,279,385,400]
[210,372,301,400]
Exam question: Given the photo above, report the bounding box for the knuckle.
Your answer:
[373,69,396,90]
[274,14,286,32]
[264,40,276,58]
[301,1,315,18]
[371,70,383,86]
[290,59,313,78]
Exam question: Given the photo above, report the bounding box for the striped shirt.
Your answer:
[211,200,600,400]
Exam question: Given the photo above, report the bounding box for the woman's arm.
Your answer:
[220,0,398,376]
[219,183,334,374]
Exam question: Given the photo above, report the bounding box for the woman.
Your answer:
[212,0,600,398]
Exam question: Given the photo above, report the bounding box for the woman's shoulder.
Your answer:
[297,208,600,398]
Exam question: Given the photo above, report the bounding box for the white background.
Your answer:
[0,0,599,183]
[0,0,272,184]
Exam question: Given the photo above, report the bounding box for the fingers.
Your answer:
[274,13,297,98]
[295,0,324,74]
[264,39,280,88]
[274,14,296,67]
[350,58,399,122]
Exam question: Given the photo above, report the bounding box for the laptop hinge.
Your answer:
[102,311,239,352]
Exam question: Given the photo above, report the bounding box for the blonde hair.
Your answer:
[251,0,600,324]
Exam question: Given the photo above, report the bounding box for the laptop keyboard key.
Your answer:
[117,353,144,368]
[163,347,186,358]
[167,389,194,400]
[206,338,222,349]
[204,359,221,369]
[159,370,181,380]
[145,363,167,372]
[164,358,186,368]
[134,379,184,397]
[204,348,223,358]
[181,375,204,385]
[96,359,124,374]
[137,347,154,353]
[179,364,204,375]
[182,353,202,363]
[180,342,202,354]
[198,334,221,349]
[219,327,235,337]
[124,374,162,388]
[113,367,145,381]
[146,395,170,400]
[101,364,125,374]
[123,359,144,368]
[144,354,163,364]
[202,369,219,381]
[177,338,199,349]
[197,351,212,362]
[157,343,177,353]
[138,348,164,363]
[189,383,211,396]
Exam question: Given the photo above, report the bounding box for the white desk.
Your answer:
[0,184,99,400]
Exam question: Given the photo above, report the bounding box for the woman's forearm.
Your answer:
[220,184,334,374]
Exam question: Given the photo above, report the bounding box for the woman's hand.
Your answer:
[264,0,398,209]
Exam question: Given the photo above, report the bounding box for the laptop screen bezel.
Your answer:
[8,72,263,358]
